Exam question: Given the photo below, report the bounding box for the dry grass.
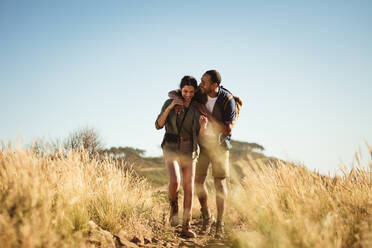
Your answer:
[1,144,371,247]
[0,146,167,247]
[228,157,372,248]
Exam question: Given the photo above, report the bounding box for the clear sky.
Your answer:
[1,0,371,174]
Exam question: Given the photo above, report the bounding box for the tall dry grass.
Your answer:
[228,156,372,248]
[0,146,166,247]
[1,144,371,247]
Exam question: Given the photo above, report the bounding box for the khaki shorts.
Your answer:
[196,143,229,179]
[163,148,195,166]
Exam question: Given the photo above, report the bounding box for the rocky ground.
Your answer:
[88,218,233,248]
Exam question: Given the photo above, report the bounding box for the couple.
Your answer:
[155,70,236,239]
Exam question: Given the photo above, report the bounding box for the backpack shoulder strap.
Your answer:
[220,85,243,120]
[223,92,234,111]
[220,85,234,111]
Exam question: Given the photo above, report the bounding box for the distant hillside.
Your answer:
[103,140,288,186]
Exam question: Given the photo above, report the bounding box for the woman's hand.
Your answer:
[198,115,208,137]
[199,115,208,129]
[156,99,184,129]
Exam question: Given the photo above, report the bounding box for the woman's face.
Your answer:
[181,85,195,103]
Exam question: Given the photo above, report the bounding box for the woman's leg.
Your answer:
[180,158,196,237]
[166,159,181,201]
[181,159,196,217]
[164,151,181,226]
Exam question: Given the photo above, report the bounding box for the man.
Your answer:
[169,70,236,238]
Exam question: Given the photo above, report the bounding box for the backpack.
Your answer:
[220,86,243,120]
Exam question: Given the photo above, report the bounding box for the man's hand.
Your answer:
[168,89,181,99]
[169,99,183,109]
[174,104,184,115]
[168,90,184,114]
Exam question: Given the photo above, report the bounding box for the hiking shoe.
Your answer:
[170,213,179,227]
[200,208,216,235]
[169,197,179,227]
[181,224,197,239]
[215,221,224,239]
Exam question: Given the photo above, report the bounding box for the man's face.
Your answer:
[199,73,213,94]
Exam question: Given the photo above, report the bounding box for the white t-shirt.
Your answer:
[205,95,217,113]
[204,95,218,136]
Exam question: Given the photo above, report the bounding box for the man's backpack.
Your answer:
[220,86,243,120]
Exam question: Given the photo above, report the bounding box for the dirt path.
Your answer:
[150,219,232,248]
[140,167,166,172]
[91,216,233,248]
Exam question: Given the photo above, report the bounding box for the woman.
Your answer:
[155,76,207,238]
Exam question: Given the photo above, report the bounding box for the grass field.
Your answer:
[0,146,371,247]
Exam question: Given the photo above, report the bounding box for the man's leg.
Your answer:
[214,177,227,222]
[195,147,210,211]
[211,149,230,238]
[195,147,214,234]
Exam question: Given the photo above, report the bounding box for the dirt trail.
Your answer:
[139,167,166,172]
[91,217,233,248]
[150,219,232,248]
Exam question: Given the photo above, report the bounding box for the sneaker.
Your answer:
[169,213,179,227]
[215,221,224,239]
[200,208,216,235]
[181,225,197,239]
[169,197,179,227]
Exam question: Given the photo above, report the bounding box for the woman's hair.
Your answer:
[180,75,197,89]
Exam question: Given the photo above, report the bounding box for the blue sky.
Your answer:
[1,1,371,174]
